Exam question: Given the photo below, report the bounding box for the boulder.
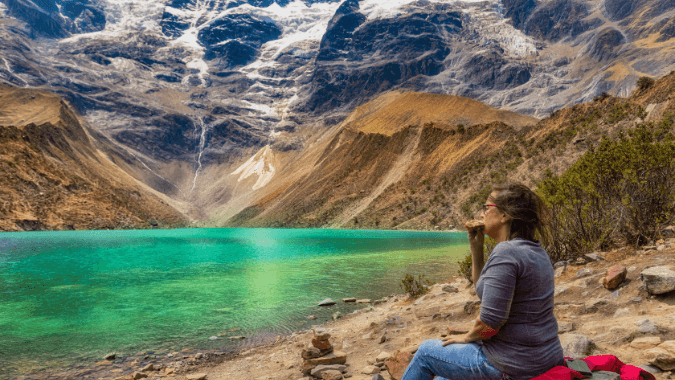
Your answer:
[631,337,662,349]
[645,341,675,370]
[637,321,660,334]
[559,334,593,359]
[321,370,343,380]
[302,347,322,359]
[319,298,337,306]
[312,337,333,351]
[558,321,575,333]
[229,336,245,340]
[640,266,675,294]
[385,350,413,380]
[362,365,381,374]
[356,299,371,303]
[376,352,391,362]
[442,285,459,293]
[311,365,347,378]
[602,265,627,290]
[104,353,117,360]
[639,365,662,374]
[343,298,357,303]
[576,268,594,278]
[302,351,348,374]
[585,253,604,262]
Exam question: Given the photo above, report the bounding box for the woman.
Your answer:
[401,183,563,380]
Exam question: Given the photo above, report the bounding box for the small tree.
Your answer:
[636,76,655,91]
[400,274,433,298]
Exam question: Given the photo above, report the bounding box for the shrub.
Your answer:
[537,123,675,261]
[400,274,433,298]
[637,76,655,91]
[457,237,497,283]
[457,124,465,134]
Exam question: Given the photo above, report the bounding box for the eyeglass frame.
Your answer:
[481,204,498,213]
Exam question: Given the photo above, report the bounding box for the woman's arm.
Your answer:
[441,316,499,346]
[468,226,485,284]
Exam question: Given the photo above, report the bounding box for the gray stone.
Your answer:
[555,286,569,297]
[554,261,568,268]
[590,371,620,380]
[209,336,218,340]
[319,298,337,306]
[362,365,381,374]
[559,334,594,359]
[311,364,347,378]
[584,299,607,312]
[442,285,459,293]
[637,321,659,334]
[558,321,575,333]
[576,268,594,278]
[629,297,642,303]
[372,374,386,380]
[639,365,663,374]
[585,253,604,262]
[657,245,667,251]
[640,266,675,294]
[610,289,621,299]
[555,267,565,278]
[613,308,630,318]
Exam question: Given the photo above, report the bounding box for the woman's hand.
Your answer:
[441,334,474,346]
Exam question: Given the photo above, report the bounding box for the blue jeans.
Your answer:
[400,340,504,380]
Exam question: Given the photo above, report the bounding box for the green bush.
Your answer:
[637,76,655,91]
[399,274,433,298]
[537,123,675,261]
[457,237,497,283]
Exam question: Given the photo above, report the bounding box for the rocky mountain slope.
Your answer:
[0,84,187,231]
[1,0,674,223]
[225,72,675,229]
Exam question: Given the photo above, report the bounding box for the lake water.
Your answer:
[0,228,468,378]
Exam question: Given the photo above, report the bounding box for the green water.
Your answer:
[0,228,468,378]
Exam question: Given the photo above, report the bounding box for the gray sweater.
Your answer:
[476,238,564,379]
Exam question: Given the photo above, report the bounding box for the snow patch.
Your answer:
[231,146,276,190]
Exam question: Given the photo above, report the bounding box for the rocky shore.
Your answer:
[13,240,675,380]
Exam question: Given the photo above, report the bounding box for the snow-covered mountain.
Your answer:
[1,0,674,220]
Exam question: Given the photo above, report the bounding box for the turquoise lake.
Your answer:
[0,228,469,378]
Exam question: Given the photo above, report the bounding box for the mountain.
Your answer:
[0,0,674,226]
[225,73,675,229]
[0,84,187,231]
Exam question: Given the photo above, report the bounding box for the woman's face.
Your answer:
[482,191,507,240]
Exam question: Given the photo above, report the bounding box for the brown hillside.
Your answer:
[226,73,675,230]
[0,84,187,231]
[341,91,538,136]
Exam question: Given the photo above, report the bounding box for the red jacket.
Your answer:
[531,355,656,380]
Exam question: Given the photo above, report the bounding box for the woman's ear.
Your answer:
[500,213,512,225]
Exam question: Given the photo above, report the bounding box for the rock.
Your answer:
[319,298,337,306]
[312,337,333,351]
[97,360,114,366]
[463,301,480,315]
[385,350,413,380]
[554,267,565,278]
[603,265,627,290]
[559,334,593,359]
[442,285,459,293]
[576,268,594,278]
[558,321,575,333]
[185,374,207,380]
[362,366,381,375]
[640,266,675,294]
[379,333,387,344]
[372,375,386,380]
[657,245,667,251]
[132,372,147,380]
[639,365,663,374]
[376,352,391,363]
[311,365,347,378]
[308,315,318,320]
[637,321,660,334]
[321,370,343,380]
[209,336,218,340]
[585,253,604,262]
[374,299,386,305]
[630,297,642,303]
[194,353,204,359]
[356,299,371,303]
[555,286,569,297]
[413,306,441,319]
[333,312,343,321]
[362,331,374,340]
[104,353,117,360]
[302,347,322,359]
[575,257,588,265]
[141,363,154,372]
[229,336,245,340]
[590,371,620,380]
[661,226,675,237]
[645,341,675,370]
[613,308,630,318]
[584,299,607,313]
[631,337,662,349]
[554,261,568,268]
[302,351,348,374]
[113,376,131,380]
[314,331,331,341]
[343,298,357,303]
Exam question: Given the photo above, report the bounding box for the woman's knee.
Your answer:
[416,339,442,356]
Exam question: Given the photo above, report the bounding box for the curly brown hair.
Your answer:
[491,183,550,245]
